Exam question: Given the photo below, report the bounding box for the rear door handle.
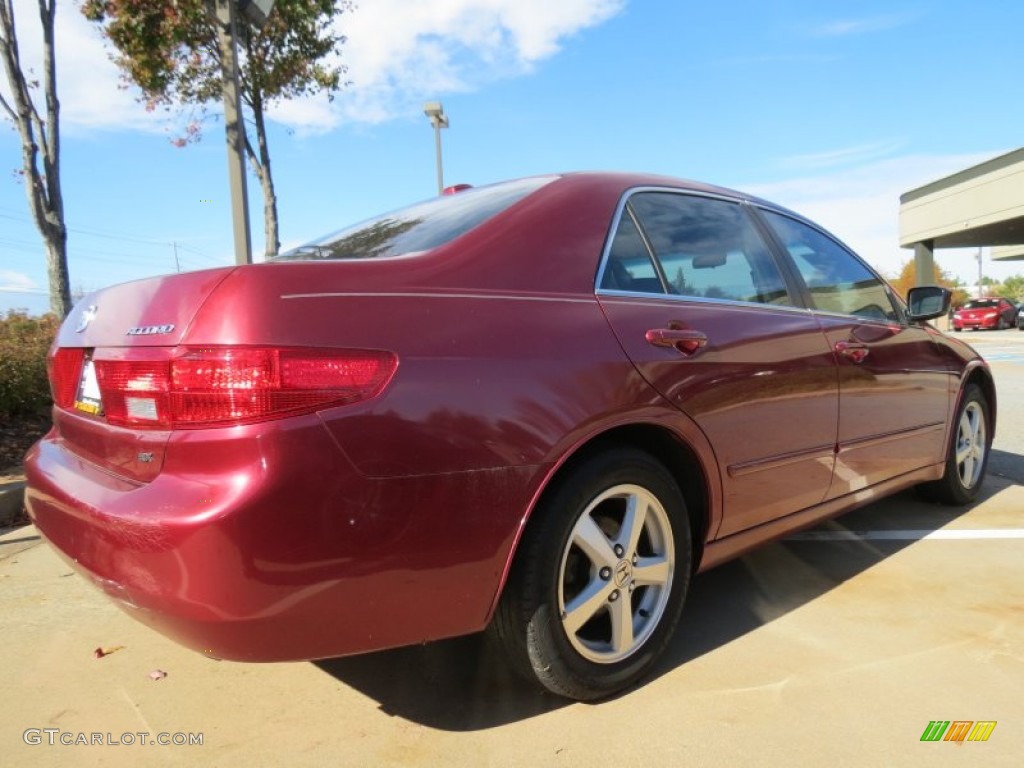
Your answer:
[834,340,869,363]
[645,328,708,356]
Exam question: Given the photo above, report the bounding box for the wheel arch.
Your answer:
[487,421,713,622]
[961,363,997,444]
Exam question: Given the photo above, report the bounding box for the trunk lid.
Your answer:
[57,267,237,349]
[48,268,237,483]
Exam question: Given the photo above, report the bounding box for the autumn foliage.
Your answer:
[0,311,59,419]
[80,0,353,258]
[80,0,349,109]
[888,260,969,308]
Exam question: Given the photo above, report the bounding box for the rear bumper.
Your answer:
[25,416,534,661]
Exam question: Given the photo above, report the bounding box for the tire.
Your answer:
[491,447,692,700]
[917,384,990,505]
[996,316,1008,330]
[953,327,962,333]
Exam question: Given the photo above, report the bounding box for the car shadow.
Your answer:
[313,631,567,729]
[989,447,1024,484]
[313,480,1007,730]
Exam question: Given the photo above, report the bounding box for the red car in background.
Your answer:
[25,173,996,701]
[952,297,1017,331]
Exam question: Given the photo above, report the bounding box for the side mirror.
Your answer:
[907,285,951,322]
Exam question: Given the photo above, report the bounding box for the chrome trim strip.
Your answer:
[837,422,946,453]
[597,292,815,314]
[281,291,595,304]
[727,444,836,478]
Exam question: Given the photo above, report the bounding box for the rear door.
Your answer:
[757,209,954,495]
[596,191,839,538]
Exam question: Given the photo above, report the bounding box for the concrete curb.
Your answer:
[0,478,27,527]
[0,522,41,561]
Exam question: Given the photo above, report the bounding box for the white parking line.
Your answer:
[787,529,1024,541]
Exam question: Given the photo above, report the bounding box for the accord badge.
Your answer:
[126,324,175,336]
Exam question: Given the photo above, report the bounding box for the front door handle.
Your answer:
[834,340,869,363]
[645,328,708,356]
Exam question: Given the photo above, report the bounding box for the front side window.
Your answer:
[604,192,791,305]
[761,210,899,322]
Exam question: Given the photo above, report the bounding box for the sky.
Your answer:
[3,0,1024,315]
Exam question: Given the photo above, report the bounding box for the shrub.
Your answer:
[0,311,60,419]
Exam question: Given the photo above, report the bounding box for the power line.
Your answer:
[0,211,168,246]
[0,236,190,268]
[0,287,48,295]
[0,210,223,264]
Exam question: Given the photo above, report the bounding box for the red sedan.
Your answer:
[952,297,1017,331]
[26,173,995,700]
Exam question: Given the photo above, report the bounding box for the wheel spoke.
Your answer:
[618,492,648,557]
[571,514,617,569]
[609,595,634,654]
[955,402,986,489]
[971,412,985,446]
[959,454,975,485]
[959,411,971,442]
[632,555,670,587]
[968,408,980,441]
[563,577,613,636]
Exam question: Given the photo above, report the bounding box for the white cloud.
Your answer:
[1,0,166,133]
[810,14,917,37]
[743,151,1004,281]
[0,268,38,292]
[269,0,626,131]
[778,140,907,171]
[3,0,624,134]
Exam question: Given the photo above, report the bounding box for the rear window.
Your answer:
[275,177,555,261]
[962,300,999,309]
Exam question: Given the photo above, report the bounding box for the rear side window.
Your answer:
[761,210,899,322]
[601,212,666,293]
[602,192,791,306]
[276,177,554,261]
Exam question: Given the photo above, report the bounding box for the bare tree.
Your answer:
[0,0,70,317]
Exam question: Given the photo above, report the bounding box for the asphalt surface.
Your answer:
[960,328,1024,483]
[1,329,1021,767]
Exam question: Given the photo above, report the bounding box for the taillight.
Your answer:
[61,346,397,429]
[48,347,84,409]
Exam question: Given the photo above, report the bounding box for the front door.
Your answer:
[758,209,953,496]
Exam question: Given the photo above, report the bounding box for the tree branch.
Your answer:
[38,0,62,227]
[242,129,261,174]
[0,90,17,122]
[0,0,68,315]
[1,0,45,224]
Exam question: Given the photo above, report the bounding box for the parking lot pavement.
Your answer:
[2,331,1021,768]
[2,477,1021,768]
[961,329,1024,483]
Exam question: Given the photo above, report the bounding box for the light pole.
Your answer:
[423,102,449,195]
[212,0,274,266]
[976,247,984,298]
